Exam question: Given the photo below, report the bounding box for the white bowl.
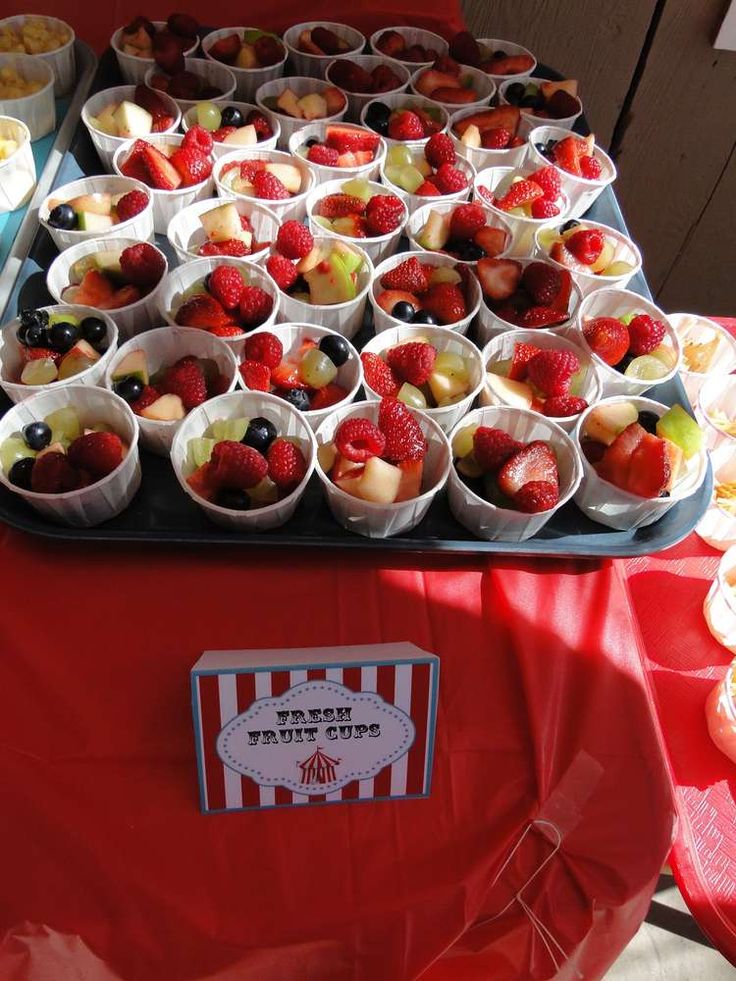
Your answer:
[406,199,513,266]
[255,75,348,149]
[409,64,495,113]
[0,52,54,141]
[283,22,366,79]
[449,104,528,173]
[40,175,155,252]
[368,27,448,70]
[380,153,475,218]
[81,85,181,172]
[166,196,280,266]
[534,219,642,298]
[170,389,316,531]
[526,125,616,220]
[670,313,736,408]
[0,115,35,213]
[213,146,316,222]
[474,38,537,84]
[202,27,288,102]
[0,14,75,95]
[325,55,411,123]
[360,92,450,149]
[144,57,237,114]
[288,121,386,183]
[111,20,199,85]
[182,100,279,157]
[498,76,582,140]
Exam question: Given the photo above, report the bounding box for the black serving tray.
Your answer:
[0,47,713,555]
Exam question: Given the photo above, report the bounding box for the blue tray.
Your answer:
[0,49,713,555]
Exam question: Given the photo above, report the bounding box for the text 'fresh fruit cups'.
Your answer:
[166,197,280,265]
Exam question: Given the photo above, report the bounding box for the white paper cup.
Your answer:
[306,177,407,265]
[144,58,236,114]
[407,199,513,266]
[0,384,141,527]
[158,256,279,358]
[696,453,736,553]
[370,251,482,336]
[113,133,215,235]
[0,305,118,404]
[534,220,641,298]
[449,105,527,172]
[40,175,155,252]
[698,375,736,454]
[182,100,279,157]
[380,153,474,218]
[0,15,75,96]
[409,65,495,113]
[499,77,582,140]
[447,404,581,541]
[283,23,366,79]
[288,121,387,183]
[111,20,199,85]
[0,116,35,213]
[705,549,736,650]
[573,395,708,530]
[0,52,54,141]
[171,389,316,531]
[268,237,373,340]
[81,85,181,172]
[166,196,280,266]
[480,329,601,433]
[104,325,239,455]
[474,39,537,85]
[255,76,348,148]
[46,236,168,342]
[325,55,411,123]
[526,125,616,220]
[214,146,316,222]
[360,93,450,150]
[473,164,570,256]
[670,313,736,407]
[361,325,484,432]
[238,322,362,430]
[315,400,451,537]
[202,28,288,102]
[573,288,681,397]
[368,27,448,70]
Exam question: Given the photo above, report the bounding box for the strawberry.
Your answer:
[517,306,569,329]
[529,165,561,201]
[182,124,214,155]
[415,180,441,196]
[388,110,424,141]
[276,221,314,259]
[119,242,165,287]
[175,293,231,329]
[580,156,603,180]
[335,418,386,463]
[21,347,60,365]
[473,427,522,472]
[361,352,400,397]
[151,115,176,133]
[325,127,380,153]
[133,84,172,121]
[199,239,250,257]
[494,179,544,211]
[266,254,298,291]
[497,441,559,497]
[386,342,437,386]
[378,398,427,462]
[170,146,213,187]
[246,110,273,139]
[210,440,268,489]
[211,126,237,143]
[68,431,124,478]
[582,316,630,365]
[448,30,481,66]
[565,229,604,265]
[365,195,404,236]
[521,262,562,306]
[140,143,182,190]
[434,163,468,194]
[115,189,149,222]
[424,132,456,169]
[530,198,560,219]
[253,170,290,200]
[310,383,348,410]
[208,324,243,338]
[473,226,508,258]
[30,452,80,493]
[208,266,244,310]
[161,355,207,409]
[514,480,559,513]
[271,362,307,389]
[254,35,285,67]
[267,438,307,490]
[542,395,588,417]
[207,33,240,63]
[130,385,160,413]
[480,128,511,149]
[449,202,486,240]
[308,144,339,167]
[244,332,283,369]
[380,257,430,294]
[238,286,273,327]
[476,257,522,301]
[317,194,367,218]
[508,342,541,381]
[553,136,583,176]
[239,360,270,391]
[628,314,667,356]
[422,283,467,325]
[527,349,580,397]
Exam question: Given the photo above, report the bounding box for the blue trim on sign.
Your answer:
[424,660,440,794]
[190,674,209,813]
[200,790,432,814]
[192,657,437,678]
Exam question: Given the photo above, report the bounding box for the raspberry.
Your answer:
[239,359,270,391]
[386,341,436,386]
[364,195,404,236]
[115,189,149,222]
[266,254,298,291]
[246,110,273,139]
[387,110,424,142]
[378,398,427,462]
[169,146,213,187]
[182,124,214,155]
[434,163,468,195]
[422,282,467,325]
[210,440,268,489]
[566,229,605,265]
[628,314,667,356]
[360,352,400,397]
[211,126,237,142]
[161,355,208,409]
[580,155,603,180]
[476,184,495,205]
[208,266,245,310]
[542,395,588,418]
[209,325,244,338]
[199,239,250,257]
[67,431,124,478]
[21,347,60,364]
[415,180,441,197]
[473,427,521,473]
[130,385,160,413]
[449,202,486,240]
[30,451,80,494]
[239,286,273,327]
[244,331,283,369]
[239,160,264,182]
[310,382,348,410]
[424,132,456,169]
[494,179,544,211]
[253,170,290,200]
[335,417,386,463]
[522,262,562,306]
[529,165,561,201]
[526,349,580,397]
[482,128,511,149]
[307,144,339,167]
[119,242,165,287]
[267,438,308,490]
[317,194,367,218]
[276,220,314,260]
[514,480,559,513]
[531,198,560,219]
[582,317,630,365]
[381,257,430,294]
[151,115,175,132]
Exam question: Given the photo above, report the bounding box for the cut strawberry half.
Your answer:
[476,257,522,302]
[553,136,583,177]
[508,342,541,380]
[494,179,544,212]
[141,143,182,190]
[497,441,559,497]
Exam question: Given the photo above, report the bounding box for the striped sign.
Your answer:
[192,647,439,813]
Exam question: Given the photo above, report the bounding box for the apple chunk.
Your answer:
[356,455,402,504]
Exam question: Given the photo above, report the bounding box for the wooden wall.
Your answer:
[462,0,736,317]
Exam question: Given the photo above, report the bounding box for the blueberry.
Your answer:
[215,488,251,510]
[306,138,319,148]
[48,203,77,230]
[504,82,525,105]
[318,334,349,366]
[534,142,546,154]
[23,322,48,347]
[280,388,311,412]
[614,354,634,374]
[20,308,48,331]
[81,316,107,347]
[637,411,660,435]
[242,416,277,453]
[492,49,507,59]
[457,241,484,262]
[391,301,416,322]
[47,320,80,354]
[220,105,244,128]
[114,376,144,404]
[560,219,580,234]
[204,273,211,293]
[22,421,51,451]
[8,457,35,490]
[410,310,437,326]
[520,94,544,109]
[364,101,390,135]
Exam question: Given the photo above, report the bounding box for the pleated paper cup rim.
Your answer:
[0,14,75,56]
[287,121,387,179]
[379,154,475,212]
[143,58,237,112]
[324,55,411,97]
[265,237,374,314]
[409,65,496,112]
[526,125,616,189]
[360,93,451,146]
[283,23,366,69]
[533,219,642,290]
[0,51,55,139]
[473,164,570,229]
[201,27,288,75]
[498,76,583,129]
[406,199,513,265]
[165,196,281,264]
[478,256,584,335]
[181,100,281,149]
[254,75,349,128]
[474,38,537,82]
[81,85,182,159]
[368,27,449,69]
[306,177,408,246]
[112,132,214,200]
[39,175,154,244]
[449,105,528,167]
[670,313,736,385]
[0,114,31,171]
[213,146,316,207]
[110,20,199,66]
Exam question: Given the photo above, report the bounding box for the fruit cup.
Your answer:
[574,288,681,398]
[181,100,280,158]
[315,399,451,537]
[0,383,141,527]
[670,313,736,407]
[214,147,315,223]
[255,76,348,149]
[380,152,474,219]
[166,196,281,265]
[695,451,736,553]
[369,27,449,70]
[526,125,616,220]
[481,329,601,433]
[81,85,182,172]
[283,22,366,79]
[202,27,288,103]
[499,76,582,140]
[325,55,411,123]
[447,404,581,541]
[103,325,239,456]
[573,395,708,530]
[144,57,237,114]
[0,116,35,213]
[46,236,168,342]
[361,325,484,433]
[534,219,642,298]
[705,550,736,652]
[0,14,76,96]
[360,93,450,152]
[170,389,316,531]
[111,20,199,86]
[698,375,736,454]
[0,52,54,141]
[238,323,362,431]
[473,38,537,85]
[306,177,407,265]
[409,64,495,114]
[450,105,527,173]
[39,175,155,252]
[0,305,118,404]
[407,200,513,266]
[288,121,386,183]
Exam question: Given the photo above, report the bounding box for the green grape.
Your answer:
[21,359,58,386]
[429,267,462,286]
[456,452,483,478]
[58,355,95,380]
[299,348,337,388]
[623,355,669,381]
[397,382,427,408]
[384,165,404,187]
[619,312,635,326]
[341,178,371,202]
[569,368,587,396]
[398,165,425,194]
[602,260,634,277]
[313,216,333,231]
[48,312,80,327]
[387,144,413,168]
[249,476,279,505]
[196,101,222,132]
[0,434,35,474]
[649,344,677,370]
[537,228,558,251]
[46,407,81,445]
[181,281,208,302]
[204,417,249,441]
[452,424,478,459]
[523,82,539,97]
[434,352,467,380]
[438,393,467,407]
[487,357,512,377]
[188,437,215,470]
